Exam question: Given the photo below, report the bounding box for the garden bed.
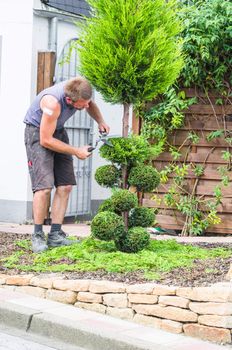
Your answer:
[0,232,231,287]
[1,231,232,345]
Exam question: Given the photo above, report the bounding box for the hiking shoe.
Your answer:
[32,232,48,253]
[47,230,78,248]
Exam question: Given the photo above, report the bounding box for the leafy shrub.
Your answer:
[111,189,138,212]
[95,165,120,188]
[100,135,151,165]
[179,0,232,91]
[115,227,150,253]
[129,207,155,228]
[128,165,160,192]
[91,211,125,241]
[97,198,116,213]
[78,0,183,105]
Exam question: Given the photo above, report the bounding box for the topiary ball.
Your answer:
[91,211,125,241]
[128,164,160,192]
[111,189,138,212]
[129,207,155,228]
[115,227,150,253]
[99,135,151,165]
[97,198,115,213]
[95,165,120,188]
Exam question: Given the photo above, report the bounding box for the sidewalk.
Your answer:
[1,221,232,243]
[0,288,230,350]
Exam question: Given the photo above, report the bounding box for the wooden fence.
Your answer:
[133,88,232,234]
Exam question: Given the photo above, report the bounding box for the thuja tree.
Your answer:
[78,0,183,140]
[77,0,184,250]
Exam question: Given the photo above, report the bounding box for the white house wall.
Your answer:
[0,0,127,223]
[0,0,34,222]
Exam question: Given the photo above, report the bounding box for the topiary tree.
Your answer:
[78,0,184,252]
[78,0,184,200]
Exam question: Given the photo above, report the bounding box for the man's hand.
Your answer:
[98,122,110,134]
[74,145,92,160]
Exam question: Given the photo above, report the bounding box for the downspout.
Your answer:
[45,16,58,224]
[49,16,58,53]
[48,16,58,83]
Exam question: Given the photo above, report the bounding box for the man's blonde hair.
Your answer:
[64,77,92,101]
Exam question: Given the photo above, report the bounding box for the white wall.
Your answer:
[0,0,34,202]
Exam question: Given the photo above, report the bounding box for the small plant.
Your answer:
[115,227,150,253]
[97,198,116,213]
[129,207,155,228]
[95,165,120,188]
[100,135,151,166]
[111,189,138,212]
[91,211,125,241]
[128,165,160,192]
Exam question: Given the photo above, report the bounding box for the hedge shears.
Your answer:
[88,131,114,152]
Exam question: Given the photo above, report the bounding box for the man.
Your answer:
[24,77,110,253]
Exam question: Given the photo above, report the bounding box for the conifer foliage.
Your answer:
[78,0,183,106]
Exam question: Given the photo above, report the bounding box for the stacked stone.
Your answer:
[0,273,232,345]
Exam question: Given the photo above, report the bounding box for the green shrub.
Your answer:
[78,0,183,105]
[100,135,151,165]
[129,207,155,228]
[97,198,115,213]
[115,227,150,253]
[91,211,125,241]
[95,165,120,188]
[128,165,160,192]
[111,189,138,212]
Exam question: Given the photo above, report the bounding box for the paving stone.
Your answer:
[103,293,128,308]
[132,304,198,322]
[183,323,231,344]
[30,277,53,289]
[74,301,106,314]
[153,285,176,296]
[189,302,232,316]
[5,275,34,286]
[89,281,125,293]
[53,279,90,292]
[159,296,189,309]
[126,283,155,294]
[106,307,134,320]
[161,319,183,334]
[133,314,162,328]
[198,315,232,328]
[77,292,102,303]
[128,294,158,304]
[176,287,232,302]
[46,289,77,304]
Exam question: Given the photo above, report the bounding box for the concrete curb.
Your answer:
[0,289,229,350]
[0,298,162,350]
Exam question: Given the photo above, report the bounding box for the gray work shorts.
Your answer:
[24,124,76,193]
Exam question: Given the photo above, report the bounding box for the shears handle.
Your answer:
[88,146,95,152]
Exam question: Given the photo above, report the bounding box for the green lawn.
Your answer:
[1,237,231,281]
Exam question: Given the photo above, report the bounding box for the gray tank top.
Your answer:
[23,81,76,130]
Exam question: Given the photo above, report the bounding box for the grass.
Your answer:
[1,237,231,281]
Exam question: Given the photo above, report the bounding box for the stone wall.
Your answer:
[1,273,232,345]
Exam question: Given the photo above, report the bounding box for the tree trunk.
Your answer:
[122,103,130,229]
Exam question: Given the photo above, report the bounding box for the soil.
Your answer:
[0,232,231,287]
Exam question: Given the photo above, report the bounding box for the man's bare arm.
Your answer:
[86,100,110,133]
[40,95,91,159]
